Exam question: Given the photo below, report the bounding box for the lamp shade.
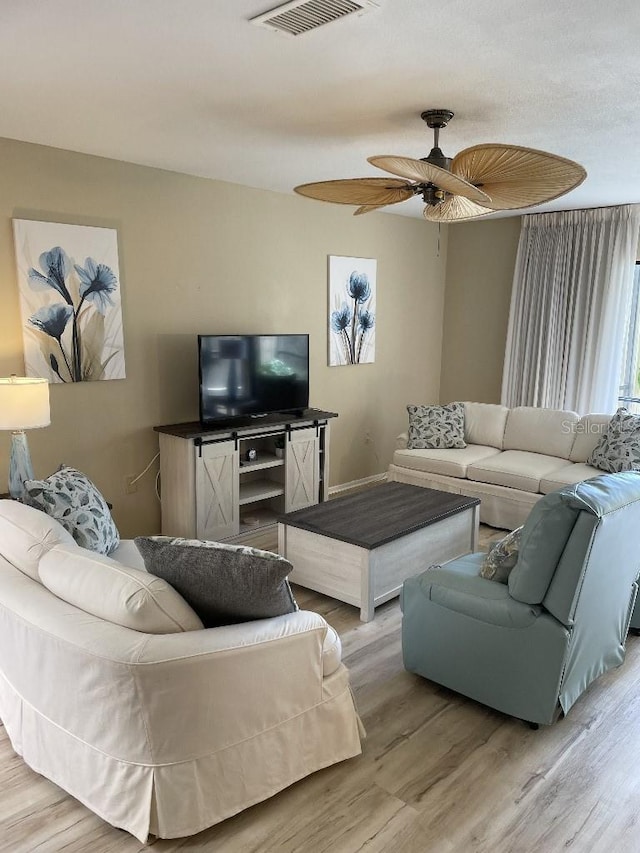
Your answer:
[0,377,50,431]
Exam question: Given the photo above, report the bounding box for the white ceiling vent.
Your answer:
[250,0,379,37]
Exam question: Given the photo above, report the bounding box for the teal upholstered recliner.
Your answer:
[401,472,640,726]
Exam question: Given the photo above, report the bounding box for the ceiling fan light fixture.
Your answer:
[293,109,586,221]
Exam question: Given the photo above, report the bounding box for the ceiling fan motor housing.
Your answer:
[422,184,446,206]
[421,147,452,173]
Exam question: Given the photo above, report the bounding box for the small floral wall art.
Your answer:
[328,255,376,366]
[13,220,125,383]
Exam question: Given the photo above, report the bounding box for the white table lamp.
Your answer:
[0,377,51,500]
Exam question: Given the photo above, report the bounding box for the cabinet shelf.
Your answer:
[239,452,284,473]
[239,480,285,506]
[239,507,280,533]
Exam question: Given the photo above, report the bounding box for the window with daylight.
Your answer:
[619,262,640,414]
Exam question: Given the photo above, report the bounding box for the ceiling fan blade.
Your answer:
[423,196,494,223]
[452,144,587,210]
[354,204,390,215]
[294,177,414,207]
[368,156,491,205]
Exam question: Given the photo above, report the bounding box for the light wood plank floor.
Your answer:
[3,526,640,852]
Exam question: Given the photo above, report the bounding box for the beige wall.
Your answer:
[0,137,446,537]
[440,217,521,404]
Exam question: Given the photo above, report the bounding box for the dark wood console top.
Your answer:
[154,408,338,439]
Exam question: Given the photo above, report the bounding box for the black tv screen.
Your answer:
[198,334,310,425]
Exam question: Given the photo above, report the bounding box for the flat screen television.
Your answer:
[198,334,310,425]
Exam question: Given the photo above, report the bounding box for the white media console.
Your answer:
[155,410,337,541]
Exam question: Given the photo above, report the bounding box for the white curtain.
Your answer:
[501,204,640,414]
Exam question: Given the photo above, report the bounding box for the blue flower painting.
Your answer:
[13,221,126,382]
[328,256,377,366]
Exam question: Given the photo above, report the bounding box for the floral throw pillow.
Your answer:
[406,402,466,450]
[480,526,523,584]
[587,408,640,473]
[23,465,120,555]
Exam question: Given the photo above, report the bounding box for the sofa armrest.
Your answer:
[404,561,541,628]
[139,608,335,667]
[396,432,408,450]
[131,610,349,763]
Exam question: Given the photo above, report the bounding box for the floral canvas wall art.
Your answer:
[328,255,376,366]
[13,220,125,383]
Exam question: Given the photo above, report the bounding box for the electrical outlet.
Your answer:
[125,475,138,494]
[364,430,372,444]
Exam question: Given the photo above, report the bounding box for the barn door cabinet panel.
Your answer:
[196,440,239,540]
[285,427,320,513]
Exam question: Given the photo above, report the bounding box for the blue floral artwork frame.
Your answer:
[13,220,125,383]
[328,255,376,366]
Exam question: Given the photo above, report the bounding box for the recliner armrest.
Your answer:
[404,560,542,628]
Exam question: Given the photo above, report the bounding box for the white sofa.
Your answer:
[388,403,612,530]
[0,500,363,842]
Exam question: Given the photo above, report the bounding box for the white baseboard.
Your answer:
[328,472,388,497]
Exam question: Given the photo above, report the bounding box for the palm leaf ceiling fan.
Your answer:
[294,109,587,222]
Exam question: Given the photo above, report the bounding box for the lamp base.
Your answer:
[9,431,34,500]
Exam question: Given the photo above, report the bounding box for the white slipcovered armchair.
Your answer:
[0,501,363,841]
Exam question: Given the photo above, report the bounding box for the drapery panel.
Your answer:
[501,205,640,413]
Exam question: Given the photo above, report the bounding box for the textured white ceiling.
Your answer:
[1,0,639,219]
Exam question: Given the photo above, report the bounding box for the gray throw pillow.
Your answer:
[134,536,298,627]
[406,402,466,450]
[479,526,523,583]
[587,408,640,472]
[23,465,119,555]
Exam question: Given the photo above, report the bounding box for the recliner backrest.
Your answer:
[508,491,580,604]
[545,472,640,715]
[510,472,640,613]
[543,472,640,626]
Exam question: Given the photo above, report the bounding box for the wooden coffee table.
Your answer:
[277,482,480,621]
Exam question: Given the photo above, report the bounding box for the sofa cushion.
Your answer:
[463,402,510,449]
[539,462,602,494]
[393,444,501,479]
[569,414,612,462]
[39,544,204,633]
[135,536,298,628]
[0,500,76,581]
[587,408,640,472]
[503,407,579,458]
[480,526,523,583]
[407,403,466,449]
[508,491,580,604]
[23,465,120,555]
[467,450,573,493]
